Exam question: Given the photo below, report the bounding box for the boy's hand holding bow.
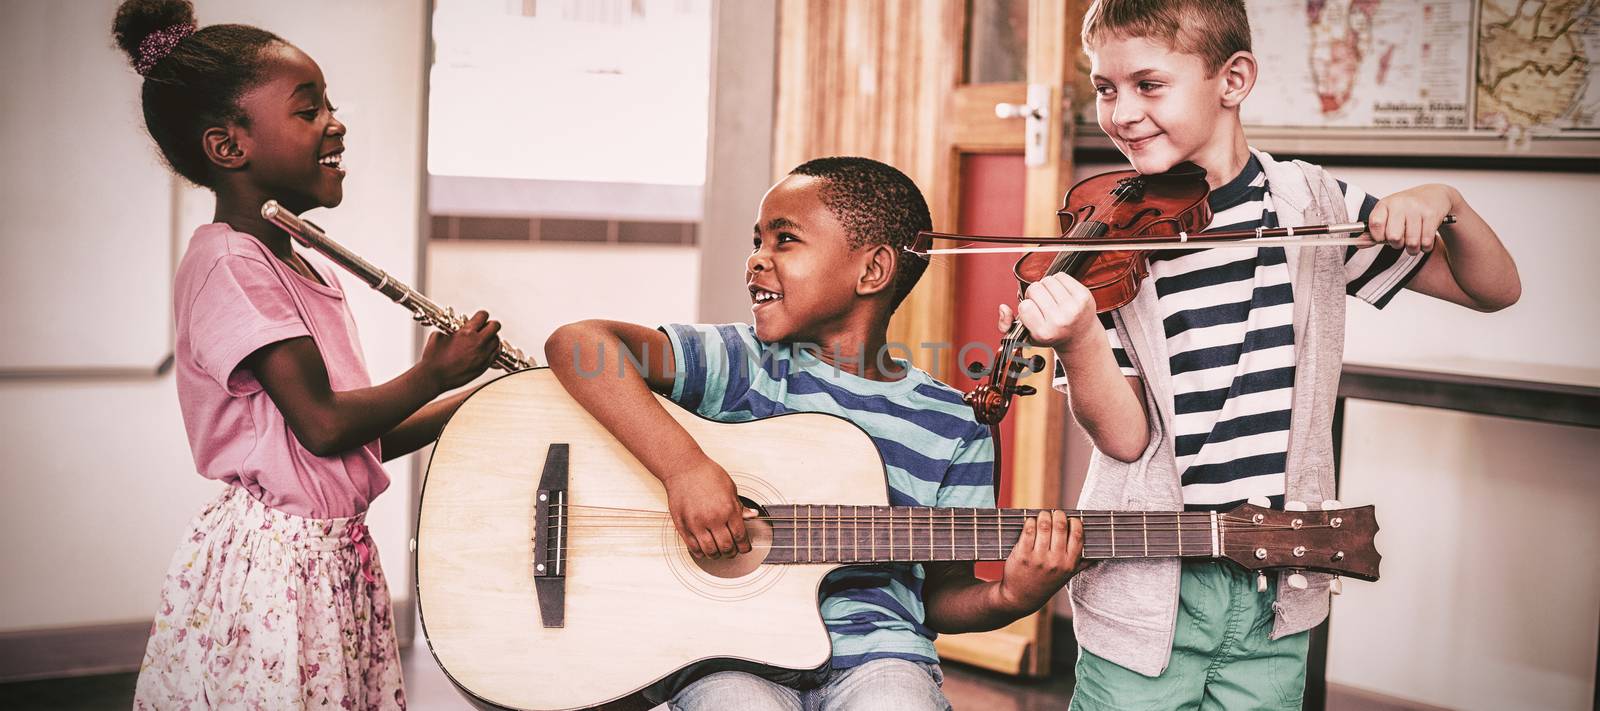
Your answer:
[1367,183,1520,312]
[1367,183,1458,256]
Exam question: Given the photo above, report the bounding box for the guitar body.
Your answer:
[416,368,887,710]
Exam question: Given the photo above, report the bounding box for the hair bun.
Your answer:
[111,0,197,69]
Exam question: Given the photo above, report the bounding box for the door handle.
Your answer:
[994,84,1051,167]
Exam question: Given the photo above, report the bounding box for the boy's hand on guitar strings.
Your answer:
[662,460,753,559]
[995,511,1083,615]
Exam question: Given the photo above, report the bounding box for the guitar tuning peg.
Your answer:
[1028,354,1047,373]
[1247,496,1271,508]
[1287,572,1308,590]
[1014,385,1037,396]
[1320,499,1342,510]
[1256,573,1268,593]
[1285,501,1308,512]
[1329,576,1343,596]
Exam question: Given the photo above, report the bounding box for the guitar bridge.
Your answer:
[532,443,568,628]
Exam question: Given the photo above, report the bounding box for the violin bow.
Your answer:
[914,216,1456,256]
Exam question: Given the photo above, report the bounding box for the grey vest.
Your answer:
[1067,149,1349,676]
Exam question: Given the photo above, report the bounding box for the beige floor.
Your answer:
[399,626,1076,710]
[0,622,1074,710]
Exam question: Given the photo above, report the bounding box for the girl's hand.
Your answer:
[1368,184,1458,256]
[662,459,753,559]
[421,310,502,391]
[998,273,1099,351]
[995,511,1082,615]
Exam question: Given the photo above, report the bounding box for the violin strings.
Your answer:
[1004,183,1137,354]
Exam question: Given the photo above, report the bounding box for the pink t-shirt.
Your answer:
[173,223,389,519]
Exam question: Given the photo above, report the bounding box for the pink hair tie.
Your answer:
[134,23,195,76]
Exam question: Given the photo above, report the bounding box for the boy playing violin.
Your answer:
[547,157,1083,710]
[1000,1,1521,708]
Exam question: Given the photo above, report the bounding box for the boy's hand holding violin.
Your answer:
[996,274,1101,356]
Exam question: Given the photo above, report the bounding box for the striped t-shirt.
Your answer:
[663,323,995,668]
[1055,155,1427,510]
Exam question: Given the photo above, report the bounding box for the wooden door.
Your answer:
[773,0,1085,677]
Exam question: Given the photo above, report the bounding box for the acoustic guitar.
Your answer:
[415,368,1380,710]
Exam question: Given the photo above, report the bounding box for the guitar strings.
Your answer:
[547,509,1230,523]
[542,517,1330,531]
[534,518,1324,534]
[537,512,1324,531]
[542,518,1331,532]
[521,544,1347,561]
[549,503,1339,524]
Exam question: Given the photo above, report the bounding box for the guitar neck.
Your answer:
[761,505,1219,564]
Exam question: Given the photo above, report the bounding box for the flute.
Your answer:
[261,200,535,371]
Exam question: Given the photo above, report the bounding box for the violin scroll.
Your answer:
[965,337,1048,426]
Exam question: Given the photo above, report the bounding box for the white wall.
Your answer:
[1333,402,1598,711]
[426,242,701,353]
[1072,159,1600,708]
[0,1,173,373]
[1336,165,1600,373]
[699,0,776,324]
[1327,165,1600,710]
[0,0,426,633]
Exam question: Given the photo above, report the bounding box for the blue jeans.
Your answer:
[669,658,951,711]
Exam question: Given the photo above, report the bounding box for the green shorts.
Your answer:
[1070,561,1311,711]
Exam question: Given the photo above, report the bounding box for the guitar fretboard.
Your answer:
[763,505,1217,564]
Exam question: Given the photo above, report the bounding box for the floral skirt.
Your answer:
[134,485,405,710]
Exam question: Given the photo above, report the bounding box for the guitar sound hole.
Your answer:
[693,518,774,579]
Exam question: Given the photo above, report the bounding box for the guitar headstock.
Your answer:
[1218,502,1381,582]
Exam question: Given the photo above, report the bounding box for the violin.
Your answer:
[916,162,1451,427]
[914,162,1210,426]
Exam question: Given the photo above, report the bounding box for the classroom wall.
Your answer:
[425,241,701,354]
[1327,164,1600,711]
[698,0,776,324]
[1069,159,1600,710]
[0,0,426,640]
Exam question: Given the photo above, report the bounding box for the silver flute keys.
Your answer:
[261,200,535,371]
